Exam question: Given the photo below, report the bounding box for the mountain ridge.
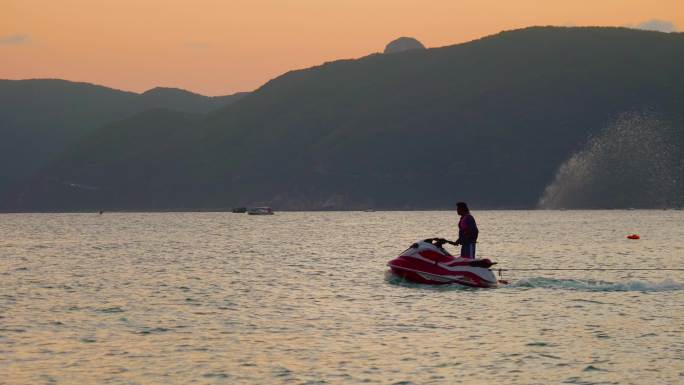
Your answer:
[0,78,247,197]
[5,27,684,211]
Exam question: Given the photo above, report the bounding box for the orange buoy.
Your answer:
[627,234,640,240]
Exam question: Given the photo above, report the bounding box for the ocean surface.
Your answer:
[1,210,682,385]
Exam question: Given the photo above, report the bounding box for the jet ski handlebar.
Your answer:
[423,237,457,247]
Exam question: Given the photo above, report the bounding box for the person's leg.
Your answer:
[460,243,476,258]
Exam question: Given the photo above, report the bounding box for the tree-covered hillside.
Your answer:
[0,79,246,197]
[7,27,684,211]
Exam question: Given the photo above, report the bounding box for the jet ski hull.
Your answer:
[387,240,500,288]
[389,265,498,287]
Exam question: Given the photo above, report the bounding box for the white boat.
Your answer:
[247,207,274,215]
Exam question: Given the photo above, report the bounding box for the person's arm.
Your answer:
[470,217,479,242]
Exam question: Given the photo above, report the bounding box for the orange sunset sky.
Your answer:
[2,0,682,96]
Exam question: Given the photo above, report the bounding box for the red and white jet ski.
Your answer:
[387,238,503,288]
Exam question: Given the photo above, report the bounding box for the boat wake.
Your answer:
[386,271,683,292]
[510,277,684,292]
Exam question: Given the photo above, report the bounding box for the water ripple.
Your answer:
[1,211,682,384]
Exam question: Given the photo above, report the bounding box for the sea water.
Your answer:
[1,210,682,384]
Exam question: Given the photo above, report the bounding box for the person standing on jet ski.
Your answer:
[452,202,478,258]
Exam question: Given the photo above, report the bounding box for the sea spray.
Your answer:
[538,111,682,208]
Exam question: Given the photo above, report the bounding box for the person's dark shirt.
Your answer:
[458,214,479,244]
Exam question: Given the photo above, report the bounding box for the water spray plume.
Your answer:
[538,111,682,209]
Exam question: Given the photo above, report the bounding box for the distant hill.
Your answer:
[0,79,246,196]
[140,86,247,113]
[7,27,684,211]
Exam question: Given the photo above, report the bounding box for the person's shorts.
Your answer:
[460,243,476,258]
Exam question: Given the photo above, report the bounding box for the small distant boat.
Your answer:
[247,207,274,215]
[363,209,375,212]
[232,207,247,213]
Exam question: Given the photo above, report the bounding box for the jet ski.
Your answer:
[387,238,502,288]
